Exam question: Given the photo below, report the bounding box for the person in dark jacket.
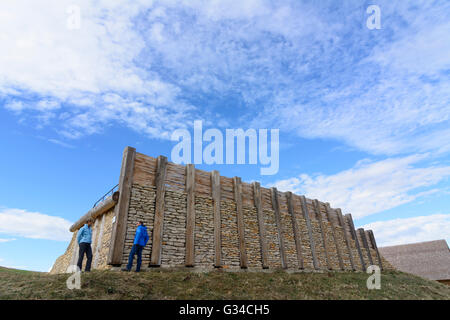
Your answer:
[126,221,149,272]
[77,218,93,272]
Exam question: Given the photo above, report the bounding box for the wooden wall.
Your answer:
[108,148,386,271]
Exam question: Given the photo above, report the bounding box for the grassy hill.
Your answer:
[1,266,449,300]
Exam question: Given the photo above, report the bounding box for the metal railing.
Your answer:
[92,184,119,208]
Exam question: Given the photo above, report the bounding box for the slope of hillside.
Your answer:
[0,267,449,300]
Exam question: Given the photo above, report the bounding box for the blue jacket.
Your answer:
[77,224,92,244]
[134,225,149,247]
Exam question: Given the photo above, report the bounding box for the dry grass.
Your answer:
[0,267,449,300]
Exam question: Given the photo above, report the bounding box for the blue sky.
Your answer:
[0,0,449,272]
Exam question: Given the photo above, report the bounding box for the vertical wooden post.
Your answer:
[325,203,344,270]
[211,170,222,268]
[358,228,374,266]
[108,146,136,265]
[300,195,319,270]
[93,214,106,268]
[271,188,287,269]
[345,214,366,271]
[70,236,80,270]
[150,155,168,266]
[233,177,248,269]
[365,230,376,266]
[185,164,196,267]
[286,192,304,269]
[367,230,383,270]
[90,219,98,266]
[253,182,269,269]
[336,209,355,271]
[313,200,332,270]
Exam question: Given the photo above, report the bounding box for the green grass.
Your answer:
[0,266,449,300]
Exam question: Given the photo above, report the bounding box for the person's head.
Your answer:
[136,221,144,228]
[87,218,93,227]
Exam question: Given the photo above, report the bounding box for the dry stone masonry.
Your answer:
[50,147,392,274]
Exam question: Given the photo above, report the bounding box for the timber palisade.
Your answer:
[50,147,390,274]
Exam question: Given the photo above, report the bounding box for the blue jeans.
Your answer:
[127,244,144,272]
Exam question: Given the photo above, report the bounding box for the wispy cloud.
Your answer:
[0,0,196,140]
[1,0,449,157]
[362,214,450,247]
[272,155,450,219]
[0,208,72,241]
[0,238,16,243]
[47,138,75,149]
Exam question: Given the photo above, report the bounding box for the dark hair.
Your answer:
[139,221,144,226]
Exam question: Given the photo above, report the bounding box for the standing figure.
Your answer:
[126,221,149,272]
[77,218,93,272]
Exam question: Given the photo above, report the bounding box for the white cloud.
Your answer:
[0,238,16,243]
[0,208,72,241]
[1,0,449,158]
[361,214,450,247]
[0,0,195,140]
[250,2,450,156]
[46,138,75,149]
[272,155,450,219]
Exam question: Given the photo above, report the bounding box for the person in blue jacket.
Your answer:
[126,221,149,272]
[77,218,93,272]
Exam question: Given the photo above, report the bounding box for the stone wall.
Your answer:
[122,184,156,268]
[221,200,240,268]
[52,150,393,274]
[263,208,282,268]
[117,183,392,272]
[242,206,263,268]
[278,195,299,269]
[50,208,115,274]
[194,195,215,267]
[161,190,187,266]
[50,232,78,274]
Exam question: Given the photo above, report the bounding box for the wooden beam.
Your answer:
[90,219,98,265]
[336,209,355,271]
[325,203,344,270]
[253,182,269,269]
[185,164,196,267]
[313,200,332,270]
[233,177,248,269]
[107,146,136,265]
[365,230,375,263]
[367,230,383,270]
[93,214,106,268]
[345,214,366,271]
[271,188,287,269]
[300,195,319,270]
[211,170,222,268]
[149,155,168,266]
[70,238,80,271]
[358,228,374,266]
[286,192,304,269]
[70,192,119,232]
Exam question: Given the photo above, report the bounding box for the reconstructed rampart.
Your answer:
[51,147,391,274]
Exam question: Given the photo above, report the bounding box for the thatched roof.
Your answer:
[379,240,450,281]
